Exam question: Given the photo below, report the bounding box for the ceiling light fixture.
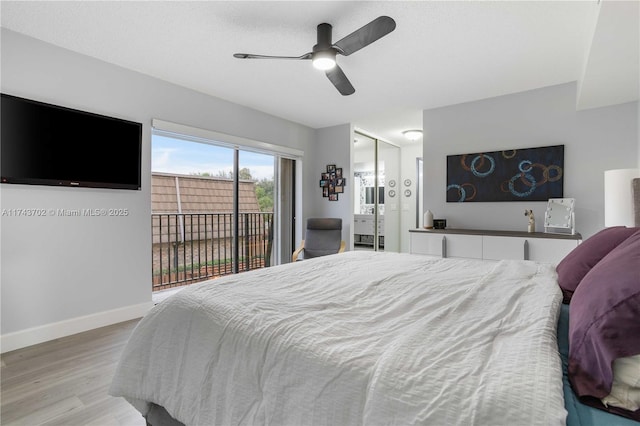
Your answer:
[402,130,423,141]
[312,50,336,70]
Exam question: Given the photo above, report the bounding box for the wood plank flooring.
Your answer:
[1,319,146,425]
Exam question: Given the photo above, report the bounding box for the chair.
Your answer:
[292,218,346,261]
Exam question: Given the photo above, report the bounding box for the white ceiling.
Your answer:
[1,1,638,146]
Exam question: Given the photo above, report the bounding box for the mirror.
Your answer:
[365,187,384,205]
[544,198,575,234]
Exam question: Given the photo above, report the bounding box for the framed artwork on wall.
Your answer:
[320,164,346,201]
[446,145,564,202]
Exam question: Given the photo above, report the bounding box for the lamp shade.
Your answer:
[604,168,640,227]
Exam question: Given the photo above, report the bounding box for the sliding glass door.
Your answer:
[150,128,291,290]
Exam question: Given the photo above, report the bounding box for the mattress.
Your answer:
[110,251,568,425]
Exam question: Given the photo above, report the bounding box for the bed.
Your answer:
[110,231,640,426]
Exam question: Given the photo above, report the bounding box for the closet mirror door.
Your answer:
[353,134,377,250]
[377,139,400,252]
[353,132,400,252]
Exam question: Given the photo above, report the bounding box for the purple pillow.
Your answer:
[568,230,640,421]
[556,226,638,303]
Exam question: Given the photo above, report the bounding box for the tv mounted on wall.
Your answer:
[1,93,142,190]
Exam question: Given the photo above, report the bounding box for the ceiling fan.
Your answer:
[233,16,396,96]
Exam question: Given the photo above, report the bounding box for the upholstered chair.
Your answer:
[292,218,346,261]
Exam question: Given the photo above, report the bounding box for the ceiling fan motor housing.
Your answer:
[314,23,334,52]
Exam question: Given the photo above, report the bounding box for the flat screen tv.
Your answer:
[1,93,142,190]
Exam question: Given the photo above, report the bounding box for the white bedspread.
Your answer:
[110,251,566,426]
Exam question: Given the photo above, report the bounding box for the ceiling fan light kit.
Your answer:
[312,50,336,70]
[233,16,396,96]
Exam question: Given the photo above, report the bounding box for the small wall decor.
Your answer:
[446,145,564,202]
[320,164,346,201]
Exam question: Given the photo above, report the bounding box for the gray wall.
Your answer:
[0,29,314,338]
[422,82,639,240]
[304,124,353,249]
[400,143,423,252]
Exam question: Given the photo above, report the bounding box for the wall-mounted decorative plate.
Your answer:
[404,189,412,197]
[388,190,396,198]
[388,180,396,187]
[404,179,412,187]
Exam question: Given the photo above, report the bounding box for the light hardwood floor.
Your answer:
[1,319,146,426]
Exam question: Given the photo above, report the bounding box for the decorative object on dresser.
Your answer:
[446,145,564,202]
[544,198,576,235]
[319,164,345,201]
[423,210,433,229]
[433,219,446,229]
[525,209,535,233]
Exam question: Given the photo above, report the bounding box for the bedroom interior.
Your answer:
[0,0,639,425]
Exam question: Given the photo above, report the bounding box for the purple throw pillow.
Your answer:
[556,226,638,303]
[568,230,640,421]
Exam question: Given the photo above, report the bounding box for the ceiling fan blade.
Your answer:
[325,65,355,96]
[333,16,396,56]
[233,53,312,60]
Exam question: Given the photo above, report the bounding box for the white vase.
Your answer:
[423,210,434,229]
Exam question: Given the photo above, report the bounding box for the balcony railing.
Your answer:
[152,212,274,291]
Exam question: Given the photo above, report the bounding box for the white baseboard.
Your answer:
[0,301,153,354]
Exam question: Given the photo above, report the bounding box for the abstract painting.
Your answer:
[446,145,564,202]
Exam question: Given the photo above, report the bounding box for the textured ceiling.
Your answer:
[1,1,638,146]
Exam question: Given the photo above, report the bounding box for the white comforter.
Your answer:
[110,251,566,426]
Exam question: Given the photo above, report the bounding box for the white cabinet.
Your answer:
[483,236,527,261]
[409,229,581,264]
[444,234,483,259]
[354,215,384,246]
[527,238,579,263]
[354,216,371,235]
[409,232,443,256]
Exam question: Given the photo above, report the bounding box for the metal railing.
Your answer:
[152,212,274,291]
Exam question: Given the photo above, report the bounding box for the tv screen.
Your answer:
[1,93,142,190]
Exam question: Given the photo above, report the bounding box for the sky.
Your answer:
[151,135,275,180]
